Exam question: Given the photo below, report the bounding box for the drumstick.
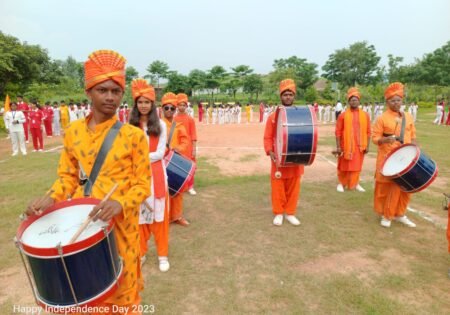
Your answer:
[68,183,118,244]
[21,190,54,220]
[143,200,154,212]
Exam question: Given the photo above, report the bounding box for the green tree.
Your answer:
[145,60,169,89]
[205,66,227,101]
[304,86,318,103]
[322,41,382,86]
[417,41,450,86]
[272,56,318,89]
[125,66,139,84]
[165,71,190,94]
[188,69,207,93]
[243,74,263,101]
[387,54,405,82]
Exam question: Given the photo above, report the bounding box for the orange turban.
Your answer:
[84,50,126,90]
[176,93,189,105]
[131,78,155,102]
[384,82,404,100]
[161,92,178,106]
[279,79,296,95]
[347,87,360,100]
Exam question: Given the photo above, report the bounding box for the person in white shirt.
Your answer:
[52,102,61,136]
[4,102,27,156]
[434,101,444,124]
[335,100,343,121]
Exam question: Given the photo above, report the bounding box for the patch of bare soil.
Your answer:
[295,249,411,281]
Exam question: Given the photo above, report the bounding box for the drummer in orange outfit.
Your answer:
[335,87,371,192]
[174,93,198,195]
[263,79,303,226]
[372,82,417,228]
[161,92,190,226]
[26,50,151,314]
[129,78,170,272]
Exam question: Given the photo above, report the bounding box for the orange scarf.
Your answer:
[343,109,368,160]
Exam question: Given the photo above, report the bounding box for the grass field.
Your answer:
[0,108,449,314]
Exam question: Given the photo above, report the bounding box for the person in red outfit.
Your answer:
[16,95,30,143]
[28,101,45,151]
[43,101,54,137]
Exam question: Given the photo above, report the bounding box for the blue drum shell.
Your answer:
[165,152,194,196]
[27,229,121,306]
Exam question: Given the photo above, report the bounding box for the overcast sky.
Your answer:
[1,0,449,76]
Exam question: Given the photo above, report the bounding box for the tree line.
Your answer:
[1,31,449,104]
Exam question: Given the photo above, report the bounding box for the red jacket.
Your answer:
[29,109,45,128]
[17,102,30,121]
[43,106,54,121]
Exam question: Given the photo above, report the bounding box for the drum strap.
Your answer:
[83,121,123,197]
[166,122,176,149]
[399,114,406,144]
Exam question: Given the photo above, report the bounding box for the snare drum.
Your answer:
[164,150,196,196]
[15,198,123,311]
[381,144,438,193]
[274,105,318,166]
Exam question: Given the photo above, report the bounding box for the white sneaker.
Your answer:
[32,149,37,152]
[158,257,170,272]
[22,152,27,156]
[38,149,43,152]
[285,215,301,226]
[12,152,18,156]
[188,188,197,195]
[380,217,391,228]
[273,214,283,226]
[355,184,366,192]
[140,255,147,267]
[337,184,344,192]
[395,216,416,228]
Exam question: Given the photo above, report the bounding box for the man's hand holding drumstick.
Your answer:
[25,190,55,217]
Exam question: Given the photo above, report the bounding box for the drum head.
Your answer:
[21,201,108,248]
[381,145,418,177]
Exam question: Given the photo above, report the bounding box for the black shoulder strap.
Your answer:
[84,121,123,196]
[166,122,176,149]
[399,114,406,144]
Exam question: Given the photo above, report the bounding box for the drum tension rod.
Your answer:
[14,237,40,306]
[103,228,121,288]
[57,243,79,306]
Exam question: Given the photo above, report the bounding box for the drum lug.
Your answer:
[57,243,79,306]
[14,237,40,307]
[104,227,120,288]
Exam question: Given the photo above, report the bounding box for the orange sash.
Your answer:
[149,135,166,198]
[343,109,367,160]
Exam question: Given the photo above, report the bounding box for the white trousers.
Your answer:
[10,130,27,154]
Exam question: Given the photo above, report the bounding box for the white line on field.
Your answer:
[317,153,337,167]
[407,206,446,229]
[44,145,63,153]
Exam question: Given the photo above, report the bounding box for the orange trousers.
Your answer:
[338,171,360,189]
[374,181,410,219]
[139,207,169,257]
[271,176,301,215]
[169,193,183,222]
[72,293,141,315]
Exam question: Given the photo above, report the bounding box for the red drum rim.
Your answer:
[380,144,420,178]
[36,266,124,313]
[164,150,196,196]
[274,106,288,166]
[17,198,114,257]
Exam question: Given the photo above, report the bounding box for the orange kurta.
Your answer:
[174,113,197,159]
[372,109,416,219]
[335,109,371,189]
[264,111,304,215]
[50,114,151,306]
[139,131,170,258]
[163,118,189,221]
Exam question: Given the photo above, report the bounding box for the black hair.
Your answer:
[129,98,161,137]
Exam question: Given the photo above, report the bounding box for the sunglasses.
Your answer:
[164,106,176,112]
